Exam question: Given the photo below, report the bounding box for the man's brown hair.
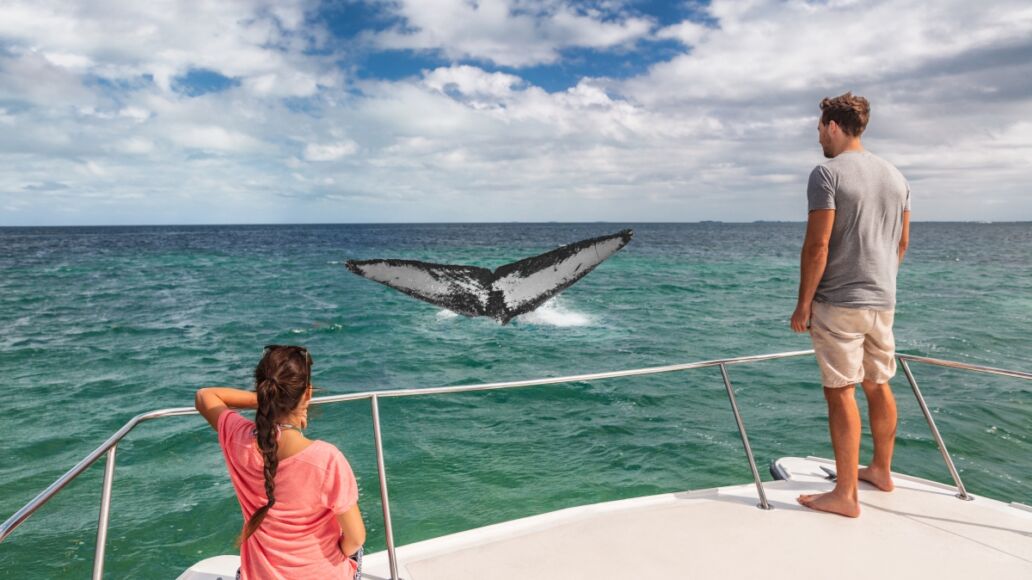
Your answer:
[819,92,870,137]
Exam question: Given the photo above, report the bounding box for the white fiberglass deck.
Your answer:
[182,457,1032,580]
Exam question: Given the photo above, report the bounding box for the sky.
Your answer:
[1,0,1030,225]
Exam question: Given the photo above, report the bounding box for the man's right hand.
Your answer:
[791,302,812,333]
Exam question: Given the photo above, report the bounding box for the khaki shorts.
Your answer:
[810,302,896,388]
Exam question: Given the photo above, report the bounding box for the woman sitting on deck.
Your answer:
[195,345,365,579]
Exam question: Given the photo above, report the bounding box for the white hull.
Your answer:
[181,456,1032,579]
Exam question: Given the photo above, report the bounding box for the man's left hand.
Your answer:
[791,303,812,333]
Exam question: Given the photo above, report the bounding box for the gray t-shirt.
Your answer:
[807,150,911,310]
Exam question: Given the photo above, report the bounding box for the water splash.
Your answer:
[515,298,593,327]
[435,298,592,327]
[436,309,459,320]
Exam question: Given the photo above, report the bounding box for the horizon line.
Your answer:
[0,220,1027,228]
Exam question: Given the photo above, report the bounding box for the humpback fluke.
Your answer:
[345,229,634,324]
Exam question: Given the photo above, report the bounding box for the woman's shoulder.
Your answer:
[303,439,350,466]
[217,409,254,442]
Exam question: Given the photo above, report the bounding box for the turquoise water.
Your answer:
[1,223,1029,578]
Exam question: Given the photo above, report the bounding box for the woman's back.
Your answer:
[218,409,358,579]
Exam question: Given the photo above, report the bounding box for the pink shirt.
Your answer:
[218,409,358,579]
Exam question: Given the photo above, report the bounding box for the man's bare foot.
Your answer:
[797,491,861,518]
[858,466,894,491]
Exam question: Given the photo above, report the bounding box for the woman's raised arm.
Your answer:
[195,387,258,430]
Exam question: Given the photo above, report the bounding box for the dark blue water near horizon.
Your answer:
[1,222,1029,578]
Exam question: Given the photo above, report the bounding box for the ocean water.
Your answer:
[0,222,1029,578]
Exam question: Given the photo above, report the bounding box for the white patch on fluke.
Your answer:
[493,235,624,309]
[355,262,490,307]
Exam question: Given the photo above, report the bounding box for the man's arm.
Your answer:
[194,388,258,431]
[791,209,835,333]
[898,210,911,265]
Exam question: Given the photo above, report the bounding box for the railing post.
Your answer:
[899,358,973,501]
[92,445,118,580]
[370,395,400,579]
[718,364,771,510]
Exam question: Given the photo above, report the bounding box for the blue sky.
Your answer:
[1,0,1030,225]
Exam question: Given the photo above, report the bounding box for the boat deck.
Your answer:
[181,457,1032,579]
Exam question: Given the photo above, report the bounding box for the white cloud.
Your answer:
[0,49,97,107]
[423,65,525,99]
[0,0,335,98]
[115,137,155,155]
[370,0,653,67]
[624,0,1032,104]
[168,125,264,153]
[989,121,1032,148]
[41,51,95,70]
[655,20,711,47]
[0,0,1030,224]
[304,141,359,161]
[119,107,151,123]
[82,160,108,177]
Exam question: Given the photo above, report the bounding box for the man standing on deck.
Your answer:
[791,92,911,518]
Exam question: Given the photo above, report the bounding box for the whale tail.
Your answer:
[345,229,634,324]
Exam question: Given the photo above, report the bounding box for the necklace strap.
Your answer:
[251,423,304,437]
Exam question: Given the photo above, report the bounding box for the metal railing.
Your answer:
[1,350,1028,579]
[897,354,1032,501]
